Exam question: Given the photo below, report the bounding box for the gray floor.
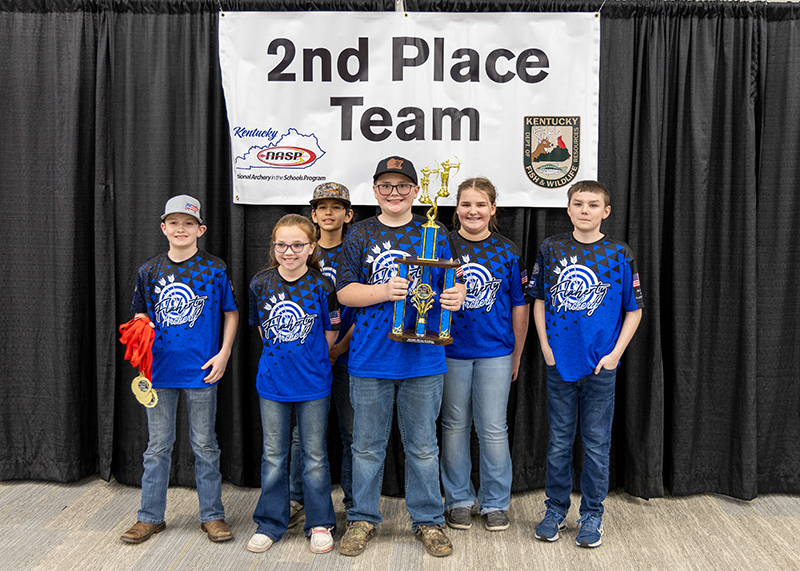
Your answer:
[1,476,799,571]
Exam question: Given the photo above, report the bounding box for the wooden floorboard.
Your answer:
[1,476,799,571]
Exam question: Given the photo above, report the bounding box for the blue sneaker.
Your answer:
[534,508,566,542]
[575,513,604,548]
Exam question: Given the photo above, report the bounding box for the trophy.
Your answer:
[389,158,462,345]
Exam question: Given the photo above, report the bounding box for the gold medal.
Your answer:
[131,372,158,408]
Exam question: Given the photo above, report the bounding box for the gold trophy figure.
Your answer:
[419,166,435,205]
[389,157,462,345]
[436,157,461,198]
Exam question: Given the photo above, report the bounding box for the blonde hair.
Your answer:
[452,177,499,232]
[267,214,320,272]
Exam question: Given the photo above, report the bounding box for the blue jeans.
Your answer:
[441,355,513,514]
[348,374,445,530]
[544,365,617,517]
[138,384,224,524]
[253,396,336,541]
[290,361,354,509]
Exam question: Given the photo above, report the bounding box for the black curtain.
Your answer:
[1,0,799,502]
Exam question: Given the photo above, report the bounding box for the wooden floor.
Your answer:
[1,476,799,571]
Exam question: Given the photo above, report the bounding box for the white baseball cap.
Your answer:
[162,195,202,223]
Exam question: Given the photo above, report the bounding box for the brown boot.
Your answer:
[414,525,453,557]
[200,519,234,542]
[338,521,376,556]
[121,521,166,544]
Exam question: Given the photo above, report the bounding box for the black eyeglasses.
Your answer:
[375,183,414,196]
[274,242,310,253]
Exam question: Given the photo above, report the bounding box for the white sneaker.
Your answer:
[309,526,334,554]
[246,532,273,553]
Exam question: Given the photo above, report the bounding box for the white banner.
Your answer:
[219,11,600,207]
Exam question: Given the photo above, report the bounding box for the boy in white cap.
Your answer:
[121,195,239,545]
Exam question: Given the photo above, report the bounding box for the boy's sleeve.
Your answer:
[219,266,238,312]
[336,228,362,290]
[622,253,645,311]
[130,265,148,314]
[528,246,546,301]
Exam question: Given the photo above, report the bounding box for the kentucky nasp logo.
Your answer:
[523,117,580,188]
[235,127,325,170]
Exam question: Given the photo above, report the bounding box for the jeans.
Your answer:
[138,384,224,524]
[544,364,617,517]
[290,361,354,509]
[253,396,336,541]
[441,355,513,514]
[348,374,445,530]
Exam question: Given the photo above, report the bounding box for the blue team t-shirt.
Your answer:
[529,232,644,382]
[337,214,453,380]
[131,250,238,389]
[248,266,340,402]
[446,231,529,360]
[317,243,354,366]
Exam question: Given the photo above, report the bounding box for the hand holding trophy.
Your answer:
[388,157,462,345]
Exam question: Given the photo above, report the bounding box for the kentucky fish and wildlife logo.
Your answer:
[523,117,580,188]
[261,293,317,344]
[549,256,609,317]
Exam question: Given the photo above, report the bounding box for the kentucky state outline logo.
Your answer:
[549,256,609,316]
[366,241,422,291]
[234,127,325,171]
[523,116,580,188]
[261,293,317,344]
[460,257,501,312]
[154,275,207,328]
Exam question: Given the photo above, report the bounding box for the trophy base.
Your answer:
[388,329,453,346]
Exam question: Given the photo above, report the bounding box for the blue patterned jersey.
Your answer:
[317,243,354,366]
[530,232,644,382]
[131,250,238,389]
[248,267,340,402]
[446,232,529,360]
[337,215,453,380]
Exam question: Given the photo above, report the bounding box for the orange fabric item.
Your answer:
[119,316,155,381]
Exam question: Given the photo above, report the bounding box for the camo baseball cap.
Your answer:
[310,182,351,208]
[162,194,202,223]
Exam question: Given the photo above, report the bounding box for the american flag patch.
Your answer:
[330,308,341,325]
[633,273,641,288]
[520,269,528,285]
[185,203,199,213]
[455,266,464,279]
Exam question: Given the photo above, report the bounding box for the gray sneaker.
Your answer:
[445,507,472,530]
[288,500,305,529]
[483,510,509,531]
